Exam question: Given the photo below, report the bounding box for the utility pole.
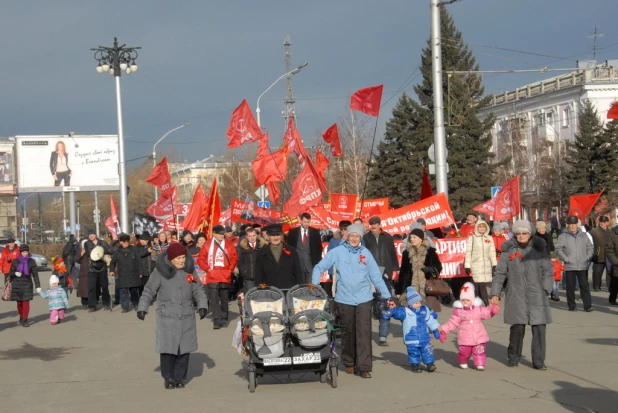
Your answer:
[431,0,448,197]
[588,25,604,60]
[282,33,298,128]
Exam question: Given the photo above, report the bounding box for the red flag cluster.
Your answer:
[472,176,521,220]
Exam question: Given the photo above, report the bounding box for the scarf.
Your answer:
[17,255,30,276]
[408,239,428,279]
[208,239,226,269]
[342,241,363,254]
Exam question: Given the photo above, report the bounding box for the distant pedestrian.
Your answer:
[534,221,555,256]
[8,244,40,328]
[464,220,497,306]
[110,233,142,313]
[38,275,69,325]
[550,214,560,238]
[589,216,611,292]
[237,227,265,294]
[0,238,20,284]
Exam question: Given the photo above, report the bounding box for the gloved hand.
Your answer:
[36,288,41,294]
[439,331,447,343]
[492,266,496,276]
[433,329,440,340]
[15,271,22,277]
[421,266,430,273]
[198,308,208,320]
[137,311,146,321]
[464,268,471,276]
[431,312,438,319]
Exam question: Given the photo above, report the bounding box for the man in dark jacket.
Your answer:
[363,216,399,346]
[83,229,112,311]
[589,216,611,291]
[237,227,265,293]
[62,235,78,281]
[110,233,142,313]
[135,232,154,297]
[286,212,322,283]
[255,224,302,289]
[604,224,618,305]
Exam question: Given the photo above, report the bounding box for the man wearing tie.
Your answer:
[287,213,323,284]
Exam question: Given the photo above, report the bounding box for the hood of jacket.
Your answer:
[155,250,195,279]
[501,235,546,253]
[239,237,265,250]
[474,220,490,237]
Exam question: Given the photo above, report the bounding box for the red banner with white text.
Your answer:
[377,193,454,234]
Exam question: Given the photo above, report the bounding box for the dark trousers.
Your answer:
[206,283,229,324]
[475,282,490,306]
[88,272,110,307]
[609,274,618,303]
[54,170,71,186]
[320,282,333,298]
[243,279,255,293]
[336,300,373,372]
[114,281,120,304]
[119,287,139,310]
[160,353,190,381]
[592,262,607,291]
[508,324,546,367]
[565,270,592,310]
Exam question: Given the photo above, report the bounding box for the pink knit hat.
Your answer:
[459,282,476,302]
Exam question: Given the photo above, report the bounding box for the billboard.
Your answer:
[0,142,16,195]
[15,135,119,192]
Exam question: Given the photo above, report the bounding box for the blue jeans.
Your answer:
[552,281,560,297]
[406,342,435,365]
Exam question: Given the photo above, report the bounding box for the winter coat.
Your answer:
[490,237,553,326]
[492,233,509,259]
[62,240,78,271]
[196,239,238,285]
[83,239,111,273]
[459,223,476,238]
[9,257,40,301]
[110,245,142,289]
[555,229,594,271]
[382,305,440,346]
[137,253,208,355]
[464,220,497,283]
[287,226,323,268]
[440,298,499,346]
[75,249,89,298]
[534,231,555,256]
[312,242,392,306]
[396,243,442,295]
[604,226,618,277]
[0,245,20,275]
[589,226,611,263]
[255,243,303,289]
[237,238,266,282]
[39,287,69,311]
[363,230,399,279]
[135,244,154,277]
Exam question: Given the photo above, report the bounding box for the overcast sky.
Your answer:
[1,0,616,166]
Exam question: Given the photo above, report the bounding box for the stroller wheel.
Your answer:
[329,360,338,389]
[248,370,257,393]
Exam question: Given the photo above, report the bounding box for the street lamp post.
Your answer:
[91,37,141,233]
[76,200,81,229]
[22,194,36,243]
[153,123,191,200]
[256,62,308,128]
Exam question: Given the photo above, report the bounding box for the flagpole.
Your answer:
[359,116,380,217]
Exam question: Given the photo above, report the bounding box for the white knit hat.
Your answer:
[49,275,60,286]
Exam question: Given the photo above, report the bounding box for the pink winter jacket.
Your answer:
[440,298,499,346]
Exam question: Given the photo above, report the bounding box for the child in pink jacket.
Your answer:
[439,282,499,371]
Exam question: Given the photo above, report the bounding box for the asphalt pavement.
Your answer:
[0,278,617,413]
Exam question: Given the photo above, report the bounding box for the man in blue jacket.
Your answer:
[312,224,392,379]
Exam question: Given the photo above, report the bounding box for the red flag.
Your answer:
[198,178,221,238]
[350,85,384,117]
[252,147,288,187]
[147,186,178,224]
[330,194,358,220]
[420,166,434,200]
[267,181,281,206]
[608,103,618,119]
[284,160,326,218]
[146,156,172,197]
[568,190,604,219]
[284,118,310,167]
[315,148,329,183]
[257,132,269,159]
[226,99,263,148]
[181,185,208,232]
[104,195,120,240]
[472,176,521,220]
[322,123,342,156]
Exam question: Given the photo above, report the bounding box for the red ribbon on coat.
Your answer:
[187,274,197,284]
[509,251,523,261]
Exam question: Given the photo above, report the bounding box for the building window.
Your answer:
[563,108,571,127]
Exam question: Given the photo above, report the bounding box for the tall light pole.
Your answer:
[256,62,308,128]
[91,37,141,233]
[431,0,448,197]
[153,123,190,200]
[22,193,36,243]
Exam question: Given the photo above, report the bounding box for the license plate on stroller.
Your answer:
[263,357,292,366]
[292,353,321,364]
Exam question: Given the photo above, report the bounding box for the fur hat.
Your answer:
[406,287,422,305]
[346,224,365,237]
[536,221,547,230]
[167,243,187,261]
[459,282,476,303]
[49,275,60,286]
[512,219,534,235]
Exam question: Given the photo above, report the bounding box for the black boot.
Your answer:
[22,319,30,327]
[17,317,23,327]
[175,380,185,388]
[164,379,175,389]
[411,364,422,373]
[426,363,437,372]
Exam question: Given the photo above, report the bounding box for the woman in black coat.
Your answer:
[396,229,443,312]
[9,244,40,327]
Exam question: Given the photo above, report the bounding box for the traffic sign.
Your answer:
[66,226,71,233]
[491,186,502,198]
[428,143,448,162]
[19,225,25,233]
[257,201,270,209]
[255,185,269,201]
[76,223,81,231]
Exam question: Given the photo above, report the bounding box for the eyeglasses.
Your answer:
[515,232,530,237]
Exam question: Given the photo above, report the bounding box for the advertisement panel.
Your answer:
[0,142,16,195]
[16,135,119,192]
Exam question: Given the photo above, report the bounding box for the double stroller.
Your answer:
[242,284,338,392]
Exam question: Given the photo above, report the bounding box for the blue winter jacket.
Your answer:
[312,242,392,306]
[382,305,440,345]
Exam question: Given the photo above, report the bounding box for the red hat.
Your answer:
[167,243,187,261]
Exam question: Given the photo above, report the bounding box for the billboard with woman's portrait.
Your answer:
[15,135,120,192]
[0,142,16,195]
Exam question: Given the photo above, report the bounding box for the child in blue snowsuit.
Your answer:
[382,287,440,372]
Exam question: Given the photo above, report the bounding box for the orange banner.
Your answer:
[378,193,454,234]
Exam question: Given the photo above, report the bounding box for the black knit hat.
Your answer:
[410,228,425,240]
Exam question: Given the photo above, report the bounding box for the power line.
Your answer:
[444,38,580,62]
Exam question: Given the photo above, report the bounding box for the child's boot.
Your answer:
[426,363,437,372]
[476,365,485,371]
[411,364,422,373]
[460,363,468,369]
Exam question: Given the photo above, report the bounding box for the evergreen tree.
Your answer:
[367,7,500,212]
